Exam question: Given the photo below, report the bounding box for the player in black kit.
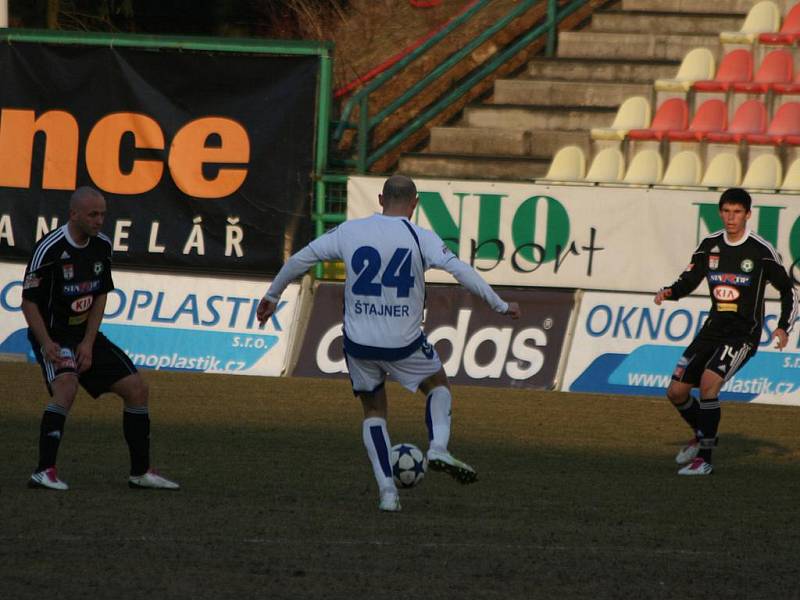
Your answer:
[654,188,797,475]
[22,186,179,491]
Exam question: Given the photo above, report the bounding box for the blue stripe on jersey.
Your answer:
[401,219,425,269]
[369,425,392,477]
[343,332,425,360]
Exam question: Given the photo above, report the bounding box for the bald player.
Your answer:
[257,174,520,512]
[21,186,179,491]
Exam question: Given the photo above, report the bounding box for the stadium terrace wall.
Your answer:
[347,177,800,293]
[292,281,575,389]
[0,261,305,376]
[0,33,328,276]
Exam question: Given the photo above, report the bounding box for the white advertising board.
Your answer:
[348,177,800,293]
[562,291,800,405]
[0,261,300,377]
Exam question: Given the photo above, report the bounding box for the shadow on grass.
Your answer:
[666,432,793,463]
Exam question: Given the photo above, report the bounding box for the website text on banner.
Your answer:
[0,42,318,275]
[347,177,800,292]
[292,281,573,389]
[562,292,800,405]
[0,262,300,376]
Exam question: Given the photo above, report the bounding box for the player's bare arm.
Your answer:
[76,294,107,372]
[21,298,61,362]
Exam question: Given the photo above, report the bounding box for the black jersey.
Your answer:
[22,225,114,340]
[666,229,797,345]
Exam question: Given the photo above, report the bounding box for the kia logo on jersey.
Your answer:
[70,295,94,313]
[713,285,740,301]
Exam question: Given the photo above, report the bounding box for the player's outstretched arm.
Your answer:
[259,228,343,327]
[440,256,514,316]
[654,287,673,305]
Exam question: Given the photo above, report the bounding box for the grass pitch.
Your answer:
[1,362,799,600]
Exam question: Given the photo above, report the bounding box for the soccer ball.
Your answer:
[391,443,427,488]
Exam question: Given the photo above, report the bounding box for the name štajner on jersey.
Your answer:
[353,300,410,317]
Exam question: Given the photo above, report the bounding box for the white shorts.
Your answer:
[345,343,443,393]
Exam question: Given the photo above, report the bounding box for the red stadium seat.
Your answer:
[706,100,768,143]
[732,49,793,93]
[666,99,727,142]
[745,102,800,144]
[759,3,800,45]
[771,69,800,95]
[627,98,689,141]
[693,49,753,93]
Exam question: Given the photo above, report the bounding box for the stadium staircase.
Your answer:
[397,0,790,181]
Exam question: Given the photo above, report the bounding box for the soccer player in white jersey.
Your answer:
[257,174,520,512]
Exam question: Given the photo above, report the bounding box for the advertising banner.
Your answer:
[0,42,319,275]
[562,291,800,405]
[347,177,800,293]
[292,282,574,389]
[0,261,300,376]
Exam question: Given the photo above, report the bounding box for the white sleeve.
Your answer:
[441,258,509,314]
[264,227,342,302]
[418,228,508,314]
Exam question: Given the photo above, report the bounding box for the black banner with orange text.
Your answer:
[0,41,319,274]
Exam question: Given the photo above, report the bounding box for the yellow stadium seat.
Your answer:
[585,147,625,183]
[742,153,783,190]
[780,157,800,191]
[661,150,703,187]
[622,149,663,185]
[591,96,652,141]
[655,48,716,92]
[701,152,742,187]
[720,1,781,45]
[541,145,587,182]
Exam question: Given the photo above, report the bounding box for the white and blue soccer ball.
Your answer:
[391,443,427,488]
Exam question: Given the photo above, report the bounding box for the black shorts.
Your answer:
[30,331,138,398]
[671,336,755,386]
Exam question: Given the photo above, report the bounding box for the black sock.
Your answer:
[37,404,67,472]
[674,395,699,431]
[123,407,150,476]
[697,397,721,462]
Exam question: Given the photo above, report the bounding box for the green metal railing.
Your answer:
[330,0,590,174]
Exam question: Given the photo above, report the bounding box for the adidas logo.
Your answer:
[46,430,62,439]
[60,251,70,259]
[710,246,720,253]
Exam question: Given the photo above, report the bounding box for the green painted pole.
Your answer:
[546,0,558,57]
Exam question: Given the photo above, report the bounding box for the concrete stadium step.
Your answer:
[591,10,743,34]
[494,79,652,108]
[463,104,617,131]
[621,0,786,13]
[398,152,550,181]
[526,57,678,83]
[558,31,720,61]
[429,127,530,156]
[429,127,590,159]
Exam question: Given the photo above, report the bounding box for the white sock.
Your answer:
[425,386,451,454]
[362,417,396,494]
